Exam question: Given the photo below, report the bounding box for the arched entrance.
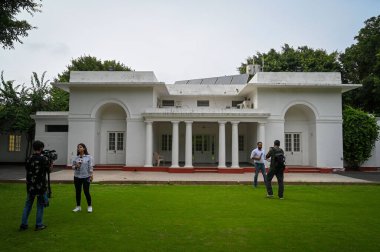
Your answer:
[284,104,316,166]
[94,103,127,165]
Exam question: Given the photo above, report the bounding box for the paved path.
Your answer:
[1,165,379,184]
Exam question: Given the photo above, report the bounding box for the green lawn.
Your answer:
[1,183,380,251]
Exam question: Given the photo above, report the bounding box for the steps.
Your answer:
[193,168,219,173]
[94,165,124,170]
[90,165,332,173]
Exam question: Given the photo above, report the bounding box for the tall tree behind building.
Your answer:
[51,55,133,111]
[340,15,380,116]
[238,44,342,74]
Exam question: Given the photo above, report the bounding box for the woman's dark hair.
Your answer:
[77,143,89,156]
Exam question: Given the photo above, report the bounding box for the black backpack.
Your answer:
[273,149,286,170]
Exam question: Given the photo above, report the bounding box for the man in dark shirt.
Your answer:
[265,140,285,199]
[19,140,50,231]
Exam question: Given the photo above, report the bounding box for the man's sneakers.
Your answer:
[35,225,47,231]
[72,206,81,212]
[19,224,47,231]
[87,206,93,213]
[19,224,28,231]
[266,195,284,199]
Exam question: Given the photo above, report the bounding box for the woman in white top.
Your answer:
[72,143,94,213]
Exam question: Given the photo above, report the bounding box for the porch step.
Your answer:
[286,167,331,173]
[194,168,219,173]
[94,165,124,170]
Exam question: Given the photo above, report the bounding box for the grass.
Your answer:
[1,183,380,251]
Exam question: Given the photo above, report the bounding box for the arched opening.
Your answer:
[284,104,316,166]
[94,103,127,165]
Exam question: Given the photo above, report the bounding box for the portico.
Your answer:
[142,109,270,169]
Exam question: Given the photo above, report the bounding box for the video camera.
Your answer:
[42,149,58,164]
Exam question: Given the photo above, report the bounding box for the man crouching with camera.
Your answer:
[19,140,52,231]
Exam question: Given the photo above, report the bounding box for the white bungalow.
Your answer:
[30,70,363,172]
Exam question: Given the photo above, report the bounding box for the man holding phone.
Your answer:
[250,141,267,188]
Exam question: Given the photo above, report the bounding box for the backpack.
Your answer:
[273,148,286,170]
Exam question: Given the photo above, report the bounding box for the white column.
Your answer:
[258,122,266,149]
[144,121,153,167]
[171,121,180,168]
[185,121,193,168]
[257,122,266,167]
[231,121,240,168]
[218,121,226,168]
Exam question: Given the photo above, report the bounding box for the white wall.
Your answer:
[67,120,96,165]
[33,117,68,166]
[159,95,246,109]
[67,86,154,166]
[257,88,341,117]
[70,87,153,117]
[257,87,342,168]
[316,121,344,168]
[126,119,146,166]
[265,120,285,149]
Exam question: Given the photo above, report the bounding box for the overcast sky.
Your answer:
[1,0,379,85]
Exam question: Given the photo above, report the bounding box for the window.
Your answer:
[108,132,124,151]
[161,134,172,151]
[197,100,209,107]
[232,101,244,107]
[285,133,292,152]
[238,135,244,151]
[45,125,69,132]
[293,133,300,152]
[109,133,116,151]
[285,133,301,152]
[9,134,22,152]
[162,100,175,107]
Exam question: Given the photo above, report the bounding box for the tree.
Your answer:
[0,0,42,49]
[238,44,342,74]
[343,106,380,170]
[52,55,133,111]
[0,71,52,157]
[56,55,132,82]
[0,71,30,133]
[340,15,380,116]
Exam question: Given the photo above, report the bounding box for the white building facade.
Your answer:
[32,71,362,172]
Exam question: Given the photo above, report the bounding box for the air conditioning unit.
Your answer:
[246,64,262,75]
[246,64,254,75]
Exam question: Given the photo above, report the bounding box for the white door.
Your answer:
[193,135,215,163]
[106,132,125,164]
[284,133,302,165]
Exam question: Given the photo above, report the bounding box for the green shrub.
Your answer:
[343,106,380,169]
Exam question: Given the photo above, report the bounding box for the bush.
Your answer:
[343,106,380,169]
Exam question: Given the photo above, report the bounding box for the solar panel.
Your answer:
[174,74,249,85]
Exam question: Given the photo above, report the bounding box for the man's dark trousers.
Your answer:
[266,168,284,198]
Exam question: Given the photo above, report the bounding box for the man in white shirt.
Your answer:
[250,141,267,188]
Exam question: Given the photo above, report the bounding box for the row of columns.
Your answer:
[144,120,266,168]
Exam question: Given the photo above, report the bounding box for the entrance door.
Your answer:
[284,133,302,165]
[193,135,215,163]
[107,132,125,164]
